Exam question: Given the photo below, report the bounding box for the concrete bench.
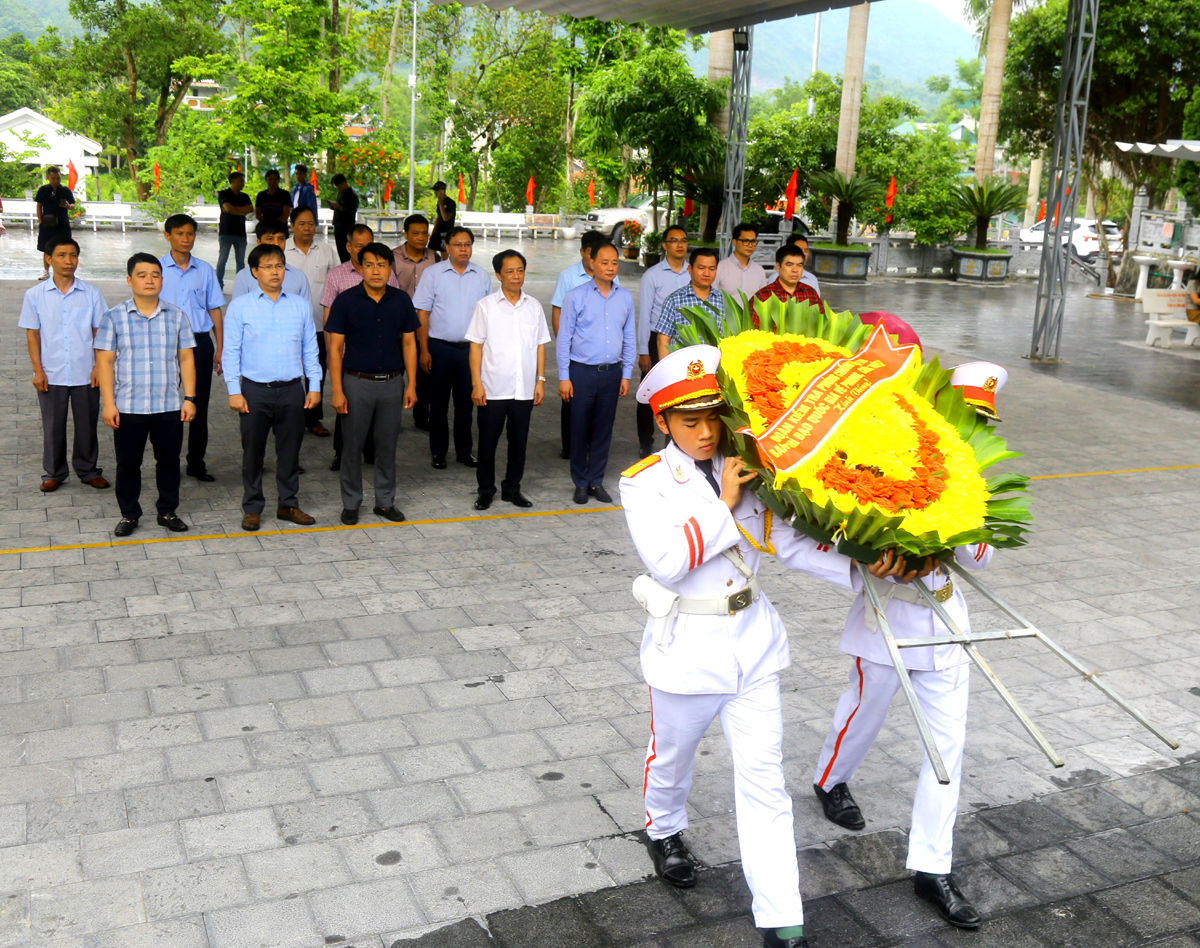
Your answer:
[460,212,528,239]
[526,214,563,239]
[1145,319,1200,348]
[1,199,38,230]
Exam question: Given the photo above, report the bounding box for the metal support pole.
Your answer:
[807,12,821,117]
[717,26,753,260]
[1029,0,1099,361]
[407,0,418,216]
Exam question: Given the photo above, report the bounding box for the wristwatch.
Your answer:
[537,375,546,382]
[183,395,197,403]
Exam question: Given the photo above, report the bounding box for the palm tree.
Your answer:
[967,0,1024,182]
[810,170,884,246]
[956,177,1026,250]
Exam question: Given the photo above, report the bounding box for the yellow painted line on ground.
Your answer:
[0,506,625,558]
[1030,463,1200,480]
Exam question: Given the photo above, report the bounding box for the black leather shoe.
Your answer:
[341,508,359,525]
[573,487,588,505]
[814,782,865,830]
[373,506,405,522]
[329,455,342,471]
[457,455,477,468]
[914,873,981,929]
[474,494,493,511]
[186,468,216,482]
[501,492,533,508]
[559,450,570,460]
[762,931,809,948]
[647,833,696,888]
[113,518,138,538]
[432,456,447,470]
[588,485,613,504]
[156,513,188,533]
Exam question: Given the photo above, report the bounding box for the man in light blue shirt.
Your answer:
[18,235,110,492]
[159,213,225,483]
[223,244,321,532]
[556,241,635,505]
[411,225,493,467]
[291,165,319,218]
[231,221,312,302]
[636,224,691,456]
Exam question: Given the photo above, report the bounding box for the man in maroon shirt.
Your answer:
[754,244,824,316]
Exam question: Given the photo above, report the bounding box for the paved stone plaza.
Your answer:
[1,227,1200,946]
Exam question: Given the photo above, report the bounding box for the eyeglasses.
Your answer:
[735,238,759,246]
[448,241,473,249]
[362,261,391,270]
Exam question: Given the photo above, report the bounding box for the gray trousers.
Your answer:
[239,378,305,514]
[37,384,101,482]
[340,372,404,510]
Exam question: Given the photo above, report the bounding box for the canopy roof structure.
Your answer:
[1117,140,1200,162]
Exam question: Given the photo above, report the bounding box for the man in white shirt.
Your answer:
[285,206,339,437]
[714,223,768,300]
[466,249,550,511]
[636,225,690,456]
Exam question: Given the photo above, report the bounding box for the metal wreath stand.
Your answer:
[854,560,1181,785]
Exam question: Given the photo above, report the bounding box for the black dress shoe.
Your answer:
[373,506,405,522]
[914,872,981,929]
[762,931,809,948]
[113,518,138,538]
[474,494,493,511]
[432,456,447,470]
[573,487,588,505]
[559,450,570,460]
[341,508,359,525]
[646,833,696,888]
[156,513,188,533]
[588,485,613,504]
[457,455,477,468]
[186,468,216,482]
[501,492,533,508]
[330,455,342,471]
[813,782,865,830]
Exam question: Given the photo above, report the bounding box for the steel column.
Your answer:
[718,26,753,259]
[1029,0,1099,361]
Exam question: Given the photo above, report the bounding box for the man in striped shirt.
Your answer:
[654,248,727,360]
[95,253,198,538]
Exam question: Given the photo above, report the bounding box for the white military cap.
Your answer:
[950,361,1008,420]
[636,345,723,414]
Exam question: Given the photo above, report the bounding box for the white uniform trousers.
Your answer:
[812,657,970,874]
[644,673,803,928]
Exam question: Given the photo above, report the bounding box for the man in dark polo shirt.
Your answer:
[217,171,254,287]
[254,169,292,224]
[326,242,418,525]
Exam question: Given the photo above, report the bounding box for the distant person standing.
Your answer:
[655,248,727,359]
[428,181,456,254]
[557,241,634,506]
[158,214,225,483]
[232,221,312,302]
[94,253,197,538]
[19,236,109,493]
[287,205,339,438]
[223,243,322,532]
[216,170,254,287]
[254,169,292,224]
[35,166,74,281]
[468,250,549,511]
[291,165,319,218]
[328,173,359,263]
[636,225,690,457]
[392,213,440,431]
[412,226,492,470]
[714,223,768,299]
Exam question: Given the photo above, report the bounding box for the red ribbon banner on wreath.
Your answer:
[741,324,918,477]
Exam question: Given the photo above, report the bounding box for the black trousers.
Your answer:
[635,331,662,455]
[477,398,533,497]
[560,400,571,457]
[186,331,214,474]
[412,365,431,429]
[568,362,622,489]
[427,338,474,460]
[334,228,351,263]
[304,331,327,428]
[239,378,305,514]
[114,411,183,520]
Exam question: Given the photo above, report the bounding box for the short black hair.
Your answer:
[446,226,475,245]
[349,223,374,241]
[359,242,395,268]
[164,214,197,234]
[731,223,758,241]
[592,240,619,259]
[689,247,719,266]
[255,220,289,241]
[289,205,316,225]
[331,173,347,186]
[228,170,245,182]
[404,213,430,232]
[493,249,526,273]
[126,252,161,276]
[663,224,688,242]
[776,244,807,266]
[295,164,309,177]
[785,232,809,247]
[45,165,61,176]
[248,243,285,270]
[264,168,281,180]
[580,230,606,254]
[45,235,80,255]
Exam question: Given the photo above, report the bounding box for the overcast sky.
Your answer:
[921,0,970,25]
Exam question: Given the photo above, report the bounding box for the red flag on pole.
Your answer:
[67,160,78,191]
[526,176,535,206]
[153,162,161,190]
[383,179,394,203]
[1036,199,1045,222]
[457,173,466,204]
[587,178,595,207]
[784,168,798,220]
[311,168,317,188]
[684,196,694,217]
[884,175,897,225]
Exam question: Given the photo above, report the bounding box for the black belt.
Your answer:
[571,361,621,372]
[243,376,301,388]
[430,338,471,349]
[346,369,403,381]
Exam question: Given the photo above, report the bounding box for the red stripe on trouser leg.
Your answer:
[817,657,865,788]
[688,517,704,564]
[683,522,696,571]
[643,687,657,828]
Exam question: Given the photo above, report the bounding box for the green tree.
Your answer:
[1177,87,1200,213]
[926,58,982,124]
[136,107,227,219]
[0,33,40,113]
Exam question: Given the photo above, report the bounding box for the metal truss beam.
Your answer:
[718,26,753,259]
[1029,0,1100,361]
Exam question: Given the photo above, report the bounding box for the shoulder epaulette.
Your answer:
[622,455,661,478]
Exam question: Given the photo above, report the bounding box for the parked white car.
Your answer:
[582,193,680,245]
[1019,218,1123,264]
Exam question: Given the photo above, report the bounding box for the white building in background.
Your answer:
[0,108,102,192]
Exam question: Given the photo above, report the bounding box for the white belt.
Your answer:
[863,572,954,632]
[677,575,762,615]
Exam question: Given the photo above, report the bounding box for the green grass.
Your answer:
[811,242,871,252]
[954,246,1012,255]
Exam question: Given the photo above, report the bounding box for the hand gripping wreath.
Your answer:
[673,293,1032,561]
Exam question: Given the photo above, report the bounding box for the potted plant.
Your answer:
[807,170,883,282]
[622,219,643,259]
[951,177,1027,283]
[642,229,664,267]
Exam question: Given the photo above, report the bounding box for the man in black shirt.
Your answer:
[429,180,456,254]
[329,173,360,263]
[217,171,255,287]
[326,242,418,525]
[35,166,75,281]
[254,169,292,224]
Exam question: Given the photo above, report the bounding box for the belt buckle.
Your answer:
[727,588,753,614]
[935,580,954,604]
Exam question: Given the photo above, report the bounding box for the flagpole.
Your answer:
[406,0,417,215]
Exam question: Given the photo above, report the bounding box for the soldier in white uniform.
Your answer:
[621,345,906,948]
[811,361,1010,931]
